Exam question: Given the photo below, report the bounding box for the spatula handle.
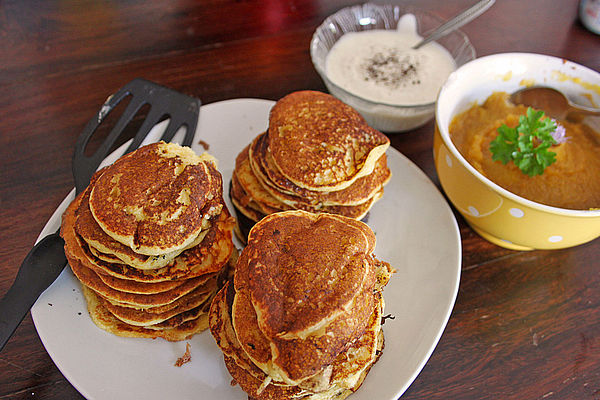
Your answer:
[0,233,67,351]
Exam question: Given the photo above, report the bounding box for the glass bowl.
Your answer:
[310,2,475,133]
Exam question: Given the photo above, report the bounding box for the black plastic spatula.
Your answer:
[0,78,201,351]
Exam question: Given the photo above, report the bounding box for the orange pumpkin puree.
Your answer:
[449,92,600,210]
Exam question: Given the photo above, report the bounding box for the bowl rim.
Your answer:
[436,51,600,217]
[310,2,476,110]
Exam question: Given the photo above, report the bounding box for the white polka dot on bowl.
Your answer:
[509,208,524,218]
[445,154,453,167]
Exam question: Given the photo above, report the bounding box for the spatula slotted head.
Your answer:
[72,78,201,194]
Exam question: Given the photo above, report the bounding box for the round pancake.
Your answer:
[89,141,222,256]
[234,211,376,339]
[267,91,390,192]
[76,182,213,270]
[101,281,215,326]
[67,253,210,307]
[81,285,209,341]
[232,286,374,384]
[209,283,385,400]
[328,292,383,389]
[234,152,382,220]
[95,267,187,294]
[62,192,235,283]
[103,274,216,312]
[234,146,290,212]
[249,132,391,206]
[142,302,208,330]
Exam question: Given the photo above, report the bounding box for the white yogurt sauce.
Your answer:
[325,21,456,106]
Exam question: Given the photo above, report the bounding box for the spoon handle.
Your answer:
[568,104,600,118]
[413,0,496,49]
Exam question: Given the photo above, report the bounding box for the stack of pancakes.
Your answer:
[61,142,236,341]
[209,210,392,399]
[230,90,391,242]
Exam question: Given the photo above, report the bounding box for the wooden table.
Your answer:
[1,0,599,399]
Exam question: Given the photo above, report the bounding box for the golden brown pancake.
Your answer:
[77,187,212,270]
[267,91,390,192]
[61,143,236,342]
[67,253,211,308]
[62,191,235,284]
[209,282,386,400]
[232,286,374,384]
[225,211,390,386]
[234,145,290,213]
[208,208,392,398]
[100,284,214,326]
[230,91,392,244]
[233,150,382,224]
[94,268,186,294]
[249,132,391,206]
[88,142,222,256]
[235,211,376,339]
[82,285,209,341]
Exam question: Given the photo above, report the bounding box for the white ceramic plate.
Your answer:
[31,98,461,400]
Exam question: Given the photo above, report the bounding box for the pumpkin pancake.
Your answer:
[142,302,208,330]
[76,180,213,270]
[234,146,290,212]
[88,141,222,256]
[231,252,392,387]
[101,283,215,326]
[209,282,386,400]
[232,286,374,384]
[235,211,376,339]
[75,199,210,269]
[82,285,209,341]
[95,268,187,294]
[267,91,389,192]
[249,132,391,206]
[62,143,235,342]
[62,192,235,283]
[67,254,210,308]
[208,209,392,398]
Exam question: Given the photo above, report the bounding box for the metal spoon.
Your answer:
[412,0,496,49]
[510,86,600,120]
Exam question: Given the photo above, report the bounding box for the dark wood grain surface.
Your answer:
[1,0,599,399]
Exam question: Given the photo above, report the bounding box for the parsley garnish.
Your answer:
[489,107,559,177]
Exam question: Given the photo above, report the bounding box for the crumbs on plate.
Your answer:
[174,342,192,367]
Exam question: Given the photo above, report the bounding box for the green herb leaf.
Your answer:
[489,107,559,177]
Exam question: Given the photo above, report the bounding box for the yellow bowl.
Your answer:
[434,53,600,250]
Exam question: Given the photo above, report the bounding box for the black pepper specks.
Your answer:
[361,48,421,89]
